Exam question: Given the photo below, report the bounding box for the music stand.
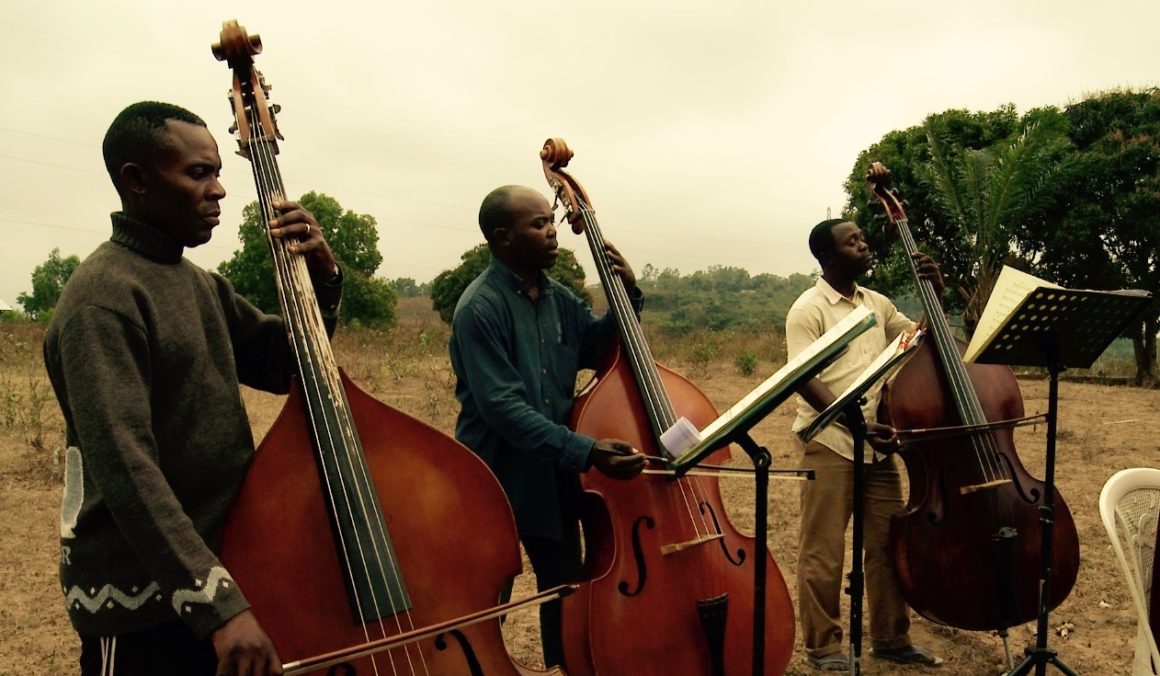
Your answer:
[971,287,1154,676]
[799,331,924,675]
[669,306,879,676]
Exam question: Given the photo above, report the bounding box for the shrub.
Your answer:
[734,351,758,376]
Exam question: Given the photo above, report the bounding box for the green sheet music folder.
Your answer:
[668,305,877,472]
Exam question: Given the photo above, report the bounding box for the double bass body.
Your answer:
[565,349,795,675]
[866,161,1080,632]
[222,374,548,675]
[882,339,1080,631]
[541,138,794,675]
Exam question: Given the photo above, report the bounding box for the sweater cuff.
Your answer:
[173,566,252,640]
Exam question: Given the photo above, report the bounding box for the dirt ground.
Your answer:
[2,308,1158,674]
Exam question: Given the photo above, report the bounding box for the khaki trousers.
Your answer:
[796,440,912,659]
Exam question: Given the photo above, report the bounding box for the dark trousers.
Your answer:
[79,620,217,676]
[501,521,583,669]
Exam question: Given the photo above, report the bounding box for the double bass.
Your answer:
[867,163,1080,631]
[213,21,565,675]
[540,139,795,675]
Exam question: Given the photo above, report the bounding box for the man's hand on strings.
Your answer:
[591,439,646,479]
[268,200,339,281]
[603,240,637,292]
[912,252,944,298]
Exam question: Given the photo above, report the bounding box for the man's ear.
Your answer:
[119,163,148,196]
[491,226,511,247]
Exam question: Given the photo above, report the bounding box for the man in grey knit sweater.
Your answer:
[44,101,343,675]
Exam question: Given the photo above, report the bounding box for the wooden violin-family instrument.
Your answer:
[541,138,794,675]
[867,163,1079,631]
[213,21,564,675]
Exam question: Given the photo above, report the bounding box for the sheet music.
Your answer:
[695,305,874,443]
[800,327,924,443]
[832,327,923,409]
[965,266,1060,363]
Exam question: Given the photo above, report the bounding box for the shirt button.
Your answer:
[544,398,550,404]
[541,368,547,375]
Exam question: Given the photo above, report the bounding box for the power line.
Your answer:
[0,125,478,215]
[0,153,103,175]
[0,127,98,148]
[0,217,236,253]
[0,217,105,235]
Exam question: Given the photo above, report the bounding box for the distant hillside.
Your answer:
[631,266,816,336]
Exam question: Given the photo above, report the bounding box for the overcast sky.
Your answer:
[3,0,1158,307]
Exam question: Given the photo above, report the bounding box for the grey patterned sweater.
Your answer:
[44,212,339,639]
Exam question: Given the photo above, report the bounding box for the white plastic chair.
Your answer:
[1100,468,1160,675]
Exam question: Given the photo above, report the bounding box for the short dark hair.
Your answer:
[478,185,520,241]
[102,101,206,194]
[808,218,849,261]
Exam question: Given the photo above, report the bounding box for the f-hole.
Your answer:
[435,630,485,676]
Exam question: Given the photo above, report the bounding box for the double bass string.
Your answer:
[243,114,431,675]
[250,143,425,676]
[893,216,1008,487]
[891,210,1018,537]
[574,204,715,541]
[244,132,393,669]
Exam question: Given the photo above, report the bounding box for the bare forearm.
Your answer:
[798,377,836,414]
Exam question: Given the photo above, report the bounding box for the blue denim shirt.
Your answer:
[450,256,642,540]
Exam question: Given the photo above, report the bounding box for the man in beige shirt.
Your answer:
[786,218,944,671]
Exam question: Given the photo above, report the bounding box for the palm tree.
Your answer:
[917,114,1071,331]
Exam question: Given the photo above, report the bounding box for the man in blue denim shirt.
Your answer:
[450,185,646,667]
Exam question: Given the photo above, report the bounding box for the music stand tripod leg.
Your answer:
[1008,340,1076,676]
[844,401,868,676]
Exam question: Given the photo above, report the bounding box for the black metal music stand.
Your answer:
[801,346,916,675]
[668,308,879,675]
[970,286,1153,676]
[673,405,823,676]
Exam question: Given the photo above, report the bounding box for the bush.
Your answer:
[734,351,758,376]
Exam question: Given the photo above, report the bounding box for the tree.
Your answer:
[843,105,1070,330]
[218,191,396,327]
[430,244,590,323]
[844,94,1160,384]
[391,277,422,298]
[340,271,397,328]
[1025,89,1160,385]
[635,264,814,336]
[916,110,1071,328]
[18,248,80,321]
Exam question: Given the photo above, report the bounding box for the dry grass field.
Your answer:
[2,297,1158,674]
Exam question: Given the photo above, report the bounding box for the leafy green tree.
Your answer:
[340,271,397,328]
[18,248,80,321]
[844,94,1160,384]
[1026,89,1160,385]
[918,111,1071,328]
[636,264,814,336]
[843,105,1070,330]
[430,244,590,323]
[218,191,395,327]
[391,277,422,298]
